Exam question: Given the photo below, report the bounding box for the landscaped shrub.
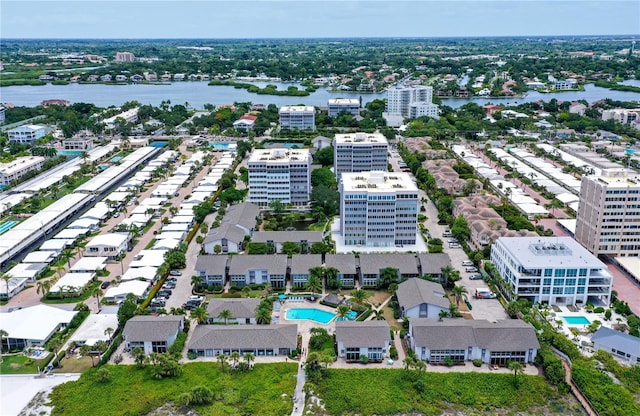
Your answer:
[389,346,398,360]
[472,359,482,367]
[99,334,122,366]
[360,355,369,364]
[169,332,187,355]
[444,356,454,367]
[593,306,605,313]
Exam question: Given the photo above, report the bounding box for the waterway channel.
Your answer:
[1,80,638,108]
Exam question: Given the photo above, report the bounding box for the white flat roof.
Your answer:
[54,228,90,240]
[496,236,608,269]
[341,171,418,192]
[248,148,311,164]
[334,132,387,145]
[279,105,314,112]
[0,277,28,295]
[22,251,56,264]
[87,233,128,248]
[51,273,95,292]
[120,266,157,281]
[130,250,166,268]
[156,232,185,241]
[1,305,77,342]
[171,215,194,223]
[7,263,47,279]
[104,280,149,298]
[69,313,119,345]
[39,239,72,251]
[70,257,108,272]
[162,223,190,232]
[153,238,181,250]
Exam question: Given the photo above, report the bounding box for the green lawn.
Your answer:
[312,369,582,416]
[0,354,50,374]
[50,362,298,416]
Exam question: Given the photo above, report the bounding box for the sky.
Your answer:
[1,1,639,39]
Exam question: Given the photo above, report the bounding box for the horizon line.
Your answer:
[2,34,639,41]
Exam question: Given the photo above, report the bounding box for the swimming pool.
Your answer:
[562,316,591,325]
[286,308,336,324]
[0,221,18,235]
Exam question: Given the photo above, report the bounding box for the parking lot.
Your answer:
[389,147,508,322]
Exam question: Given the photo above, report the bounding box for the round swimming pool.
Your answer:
[285,308,336,324]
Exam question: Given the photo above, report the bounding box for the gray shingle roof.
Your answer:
[411,318,540,351]
[417,253,452,275]
[195,255,229,275]
[411,318,477,350]
[472,320,540,351]
[228,254,288,275]
[203,223,246,245]
[592,327,640,356]
[325,254,357,274]
[335,320,390,348]
[358,254,419,275]
[206,298,261,319]
[396,278,449,310]
[252,231,323,244]
[290,254,322,275]
[222,202,260,231]
[123,315,184,342]
[188,324,298,350]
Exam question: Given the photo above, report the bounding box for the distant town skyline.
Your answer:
[2,1,639,39]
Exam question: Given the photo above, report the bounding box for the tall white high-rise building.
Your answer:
[248,148,312,207]
[328,99,360,117]
[491,237,613,306]
[340,171,418,247]
[386,85,438,119]
[575,171,640,257]
[333,132,388,176]
[279,106,315,130]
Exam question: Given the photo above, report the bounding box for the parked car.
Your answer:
[468,274,483,280]
[465,266,478,273]
[448,238,458,243]
[158,289,172,297]
[449,243,462,249]
[163,283,176,290]
[462,260,474,267]
[166,277,178,283]
[474,289,496,299]
[100,281,111,289]
[169,270,182,276]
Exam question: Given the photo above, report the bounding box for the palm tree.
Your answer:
[104,327,114,344]
[36,279,52,299]
[450,285,468,306]
[218,309,233,325]
[308,266,325,288]
[373,309,385,320]
[508,360,524,388]
[132,347,145,368]
[217,354,228,372]
[0,329,8,363]
[378,267,398,289]
[229,351,241,367]
[305,275,322,299]
[243,353,254,368]
[438,309,449,321]
[350,289,368,305]
[0,273,11,298]
[336,304,351,320]
[387,282,399,295]
[241,286,252,298]
[92,287,103,309]
[448,303,459,318]
[255,305,271,325]
[191,306,209,324]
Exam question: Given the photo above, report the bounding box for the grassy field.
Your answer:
[0,354,51,374]
[312,369,583,416]
[50,362,298,416]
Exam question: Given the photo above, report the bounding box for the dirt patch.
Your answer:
[369,290,391,307]
[146,403,200,416]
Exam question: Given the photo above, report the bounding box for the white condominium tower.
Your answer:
[248,148,312,207]
[278,106,315,130]
[333,132,388,176]
[386,85,439,119]
[340,171,419,247]
[575,170,640,257]
[491,237,613,306]
[328,99,360,117]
